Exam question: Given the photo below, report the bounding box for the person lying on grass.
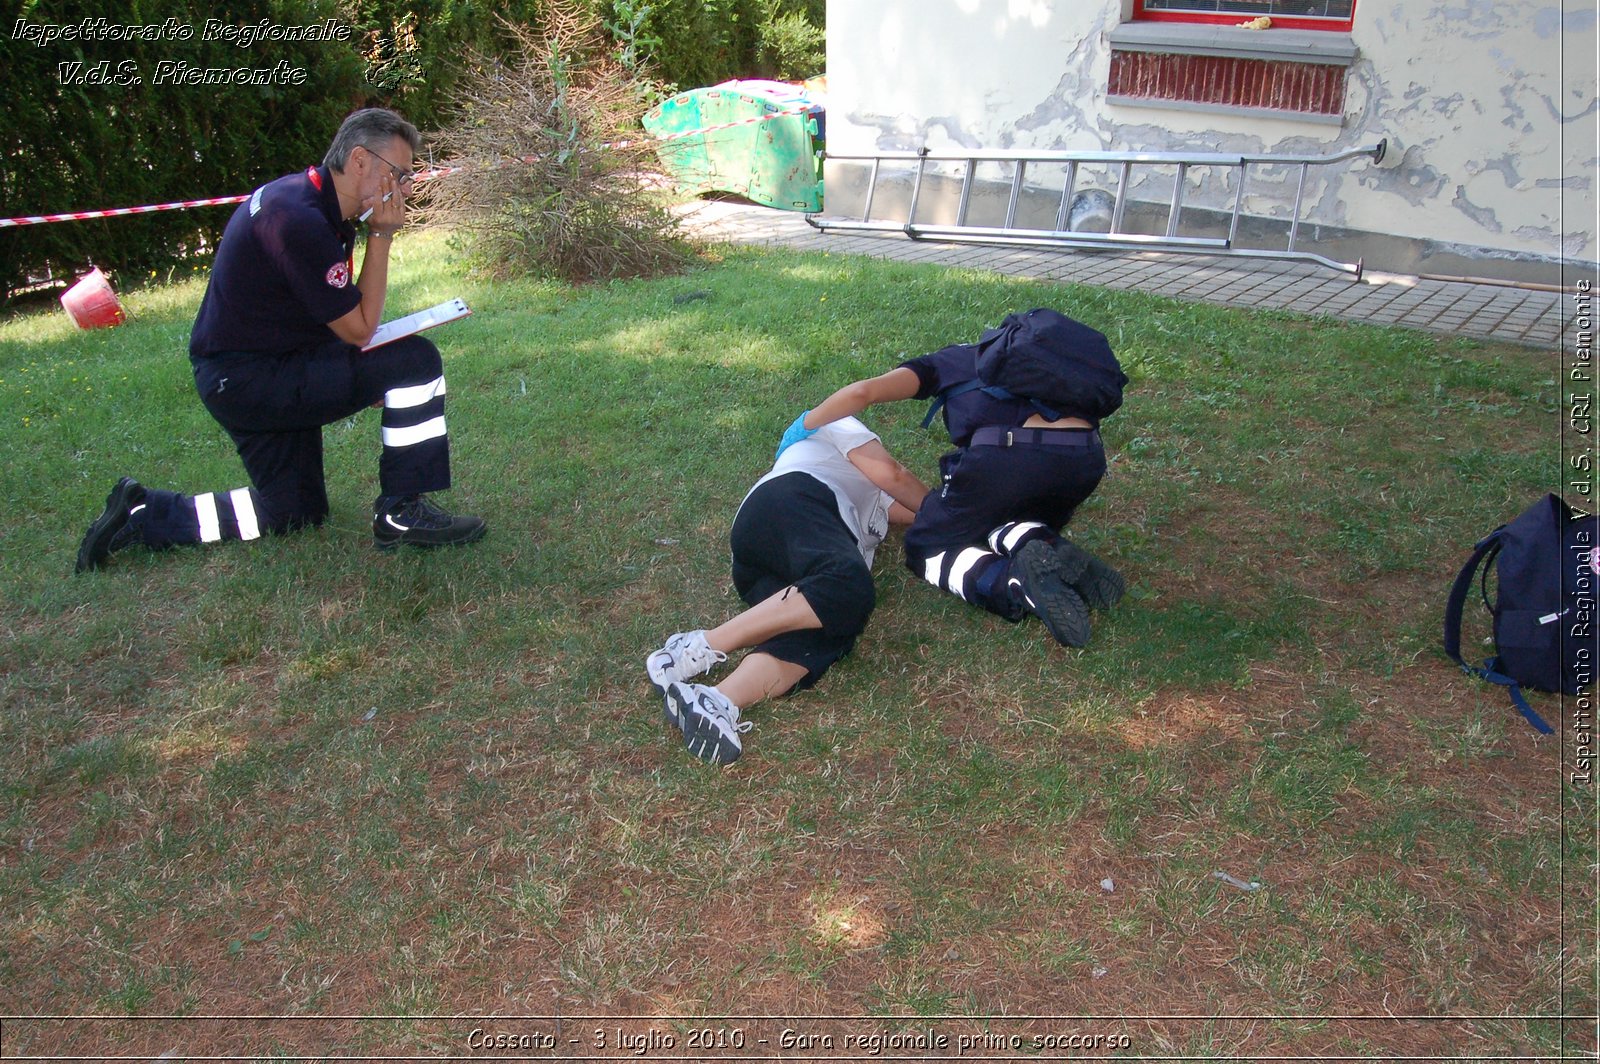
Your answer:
[647,416,928,765]
[775,309,1127,649]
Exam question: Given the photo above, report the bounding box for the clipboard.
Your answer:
[362,298,472,351]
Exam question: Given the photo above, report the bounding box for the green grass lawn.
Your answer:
[0,231,1591,1059]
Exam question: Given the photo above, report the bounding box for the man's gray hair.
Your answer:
[323,108,422,172]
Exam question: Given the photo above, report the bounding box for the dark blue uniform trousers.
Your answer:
[135,336,450,548]
[903,432,1105,619]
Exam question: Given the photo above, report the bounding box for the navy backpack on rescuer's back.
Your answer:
[922,308,1127,428]
[1444,494,1598,733]
[972,308,1126,422]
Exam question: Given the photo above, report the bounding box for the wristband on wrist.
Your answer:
[368,228,398,240]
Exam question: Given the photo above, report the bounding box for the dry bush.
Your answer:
[417,6,694,284]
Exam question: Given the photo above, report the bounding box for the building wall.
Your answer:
[824,0,1597,274]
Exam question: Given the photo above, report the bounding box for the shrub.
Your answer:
[755,5,824,82]
[418,8,694,284]
[597,0,824,90]
[342,0,548,134]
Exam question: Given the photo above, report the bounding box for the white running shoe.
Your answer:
[666,682,752,765]
[646,630,726,696]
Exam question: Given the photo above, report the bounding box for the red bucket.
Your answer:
[60,268,126,329]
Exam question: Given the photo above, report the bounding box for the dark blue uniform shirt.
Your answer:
[190,166,361,358]
[900,343,1049,447]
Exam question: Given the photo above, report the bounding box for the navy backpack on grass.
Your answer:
[1444,493,1598,733]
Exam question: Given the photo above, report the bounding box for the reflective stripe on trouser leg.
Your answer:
[917,544,1022,618]
[190,488,264,543]
[382,416,446,449]
[379,375,450,495]
[381,376,447,448]
[385,376,447,411]
[987,520,1053,556]
[920,546,1000,603]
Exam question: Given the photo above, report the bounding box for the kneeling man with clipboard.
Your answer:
[76,108,486,573]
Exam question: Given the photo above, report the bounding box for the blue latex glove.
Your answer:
[776,411,817,458]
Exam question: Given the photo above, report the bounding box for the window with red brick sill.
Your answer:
[1134,0,1355,32]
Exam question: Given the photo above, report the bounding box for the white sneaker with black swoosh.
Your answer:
[373,494,487,550]
[648,630,726,692]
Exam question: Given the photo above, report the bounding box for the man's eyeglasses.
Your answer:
[364,145,416,188]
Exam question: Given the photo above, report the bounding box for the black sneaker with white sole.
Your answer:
[1053,538,1126,610]
[75,477,148,574]
[1011,539,1092,647]
[373,494,487,551]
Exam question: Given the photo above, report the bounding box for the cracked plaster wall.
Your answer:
[825,0,1597,264]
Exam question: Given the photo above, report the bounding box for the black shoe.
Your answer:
[75,477,147,574]
[373,494,487,551]
[1054,538,1126,610]
[1011,540,1091,647]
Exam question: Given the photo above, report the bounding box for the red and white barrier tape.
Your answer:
[0,106,814,229]
[0,194,250,229]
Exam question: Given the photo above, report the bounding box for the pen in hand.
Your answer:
[359,190,393,223]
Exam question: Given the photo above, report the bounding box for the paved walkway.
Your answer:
[681,200,1577,349]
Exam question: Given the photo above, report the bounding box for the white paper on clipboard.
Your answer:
[362,298,472,351]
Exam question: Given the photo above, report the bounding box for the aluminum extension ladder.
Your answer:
[807,140,1388,277]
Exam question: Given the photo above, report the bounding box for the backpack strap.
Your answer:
[1443,528,1554,734]
[1024,395,1064,421]
[1444,531,1501,671]
[922,380,1065,428]
[922,378,986,428]
[1481,658,1556,735]
[1477,539,1501,614]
